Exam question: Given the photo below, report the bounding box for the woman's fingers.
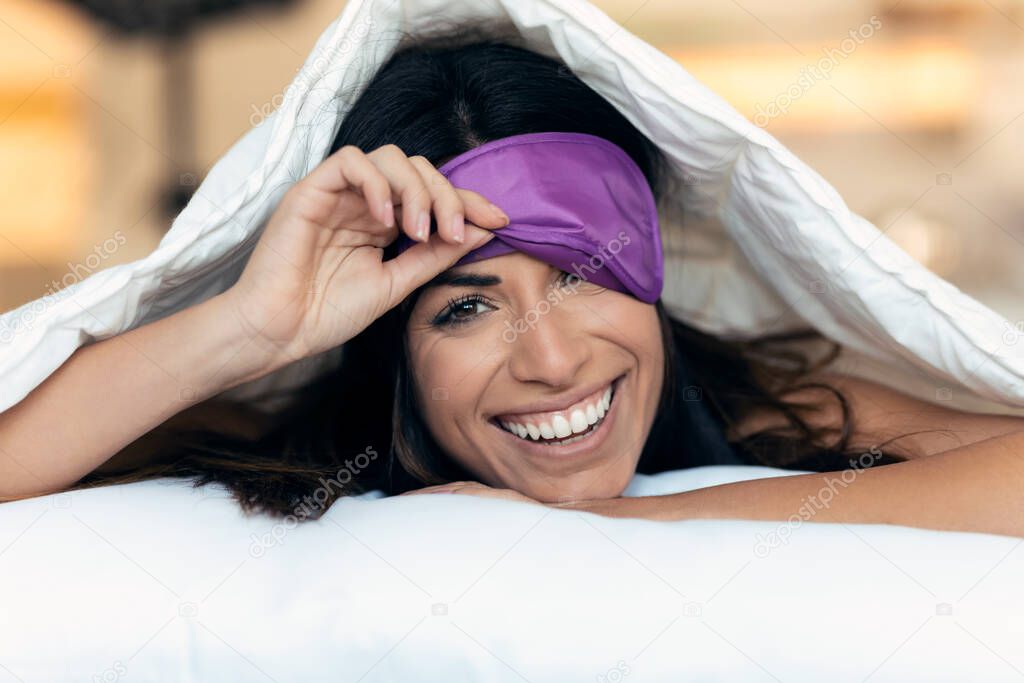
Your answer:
[379,152,512,307]
[365,145,438,242]
[398,481,488,495]
[293,142,510,246]
[397,482,541,505]
[382,224,496,310]
[376,149,506,244]
[301,143,431,244]
[407,156,511,242]
[301,144,395,229]
[407,155,467,243]
[454,187,511,231]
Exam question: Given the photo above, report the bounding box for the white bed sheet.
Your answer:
[1,466,1021,682]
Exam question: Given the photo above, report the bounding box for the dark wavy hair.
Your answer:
[70,22,917,517]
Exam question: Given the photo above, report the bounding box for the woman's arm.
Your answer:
[0,142,506,501]
[0,292,275,499]
[730,371,1024,459]
[416,373,1024,535]
[562,429,1024,537]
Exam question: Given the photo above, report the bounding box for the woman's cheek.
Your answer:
[412,336,497,463]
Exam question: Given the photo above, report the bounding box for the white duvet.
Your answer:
[2,467,1023,682]
[2,0,1024,679]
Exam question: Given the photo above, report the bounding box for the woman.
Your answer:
[3,27,1023,536]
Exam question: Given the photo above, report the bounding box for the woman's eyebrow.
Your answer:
[424,272,502,289]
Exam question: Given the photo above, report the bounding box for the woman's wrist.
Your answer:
[180,292,293,399]
[553,493,704,521]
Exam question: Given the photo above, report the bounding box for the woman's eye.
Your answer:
[450,300,481,319]
[433,296,495,327]
[556,268,594,290]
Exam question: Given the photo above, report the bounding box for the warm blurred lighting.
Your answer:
[1,0,1022,322]
[671,40,979,133]
[0,0,95,267]
[0,106,90,265]
[881,0,990,25]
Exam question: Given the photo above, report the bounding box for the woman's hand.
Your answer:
[219,143,509,379]
[398,482,650,514]
[396,483,704,521]
[399,481,544,506]
[0,144,510,500]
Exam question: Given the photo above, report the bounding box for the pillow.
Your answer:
[0,466,1020,681]
[2,0,1024,417]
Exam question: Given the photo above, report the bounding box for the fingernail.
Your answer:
[417,210,430,241]
[467,228,494,247]
[382,200,394,228]
[489,203,510,226]
[452,213,465,243]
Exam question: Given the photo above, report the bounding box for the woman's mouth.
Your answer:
[489,374,623,452]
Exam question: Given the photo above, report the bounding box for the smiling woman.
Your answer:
[63,27,911,502]
[5,23,1023,535]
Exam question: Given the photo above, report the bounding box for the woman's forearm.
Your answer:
[568,431,1024,537]
[0,292,277,499]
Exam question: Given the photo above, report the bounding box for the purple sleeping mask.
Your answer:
[393,131,664,303]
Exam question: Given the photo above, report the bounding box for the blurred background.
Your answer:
[1,0,1023,319]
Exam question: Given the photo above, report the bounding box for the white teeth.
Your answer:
[551,415,573,438]
[569,409,589,434]
[497,381,618,444]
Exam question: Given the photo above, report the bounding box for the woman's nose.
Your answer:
[505,307,590,387]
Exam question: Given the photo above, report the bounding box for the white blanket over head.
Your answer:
[2,0,1024,415]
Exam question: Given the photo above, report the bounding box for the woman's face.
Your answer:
[406,252,664,503]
